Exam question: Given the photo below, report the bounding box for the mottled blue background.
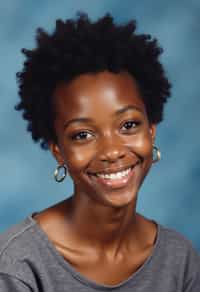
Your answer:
[0,0,199,251]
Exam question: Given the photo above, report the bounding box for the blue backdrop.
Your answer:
[0,0,200,252]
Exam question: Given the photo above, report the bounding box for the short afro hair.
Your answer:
[15,12,171,150]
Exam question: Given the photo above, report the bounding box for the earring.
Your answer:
[152,145,161,163]
[54,164,68,182]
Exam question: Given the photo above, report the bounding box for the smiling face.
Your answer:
[50,71,156,208]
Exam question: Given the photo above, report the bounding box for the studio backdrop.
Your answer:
[0,0,200,252]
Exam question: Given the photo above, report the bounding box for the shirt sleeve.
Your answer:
[0,274,32,292]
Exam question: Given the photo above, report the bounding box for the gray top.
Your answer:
[0,215,200,291]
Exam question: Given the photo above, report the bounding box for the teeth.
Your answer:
[96,167,131,180]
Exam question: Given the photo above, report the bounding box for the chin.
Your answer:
[74,161,147,208]
[103,186,139,208]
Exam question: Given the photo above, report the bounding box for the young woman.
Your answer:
[0,13,199,291]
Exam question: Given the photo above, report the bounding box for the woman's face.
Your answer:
[51,71,156,208]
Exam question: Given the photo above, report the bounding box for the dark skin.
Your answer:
[34,71,157,285]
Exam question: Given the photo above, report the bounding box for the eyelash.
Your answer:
[70,120,140,141]
[71,131,93,141]
[121,120,140,131]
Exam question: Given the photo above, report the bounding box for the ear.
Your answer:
[49,142,64,165]
[149,123,156,144]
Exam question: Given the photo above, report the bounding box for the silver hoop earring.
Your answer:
[152,145,161,163]
[54,164,68,182]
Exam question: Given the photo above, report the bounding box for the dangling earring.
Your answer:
[152,145,161,163]
[54,164,68,182]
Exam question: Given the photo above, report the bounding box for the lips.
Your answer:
[87,162,139,176]
[87,162,140,189]
[96,167,132,179]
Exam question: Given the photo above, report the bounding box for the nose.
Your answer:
[98,138,126,164]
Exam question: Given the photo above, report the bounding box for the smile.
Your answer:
[96,167,132,180]
[87,163,140,189]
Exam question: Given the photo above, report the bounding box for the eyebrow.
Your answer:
[64,117,93,129]
[63,105,143,129]
[114,105,143,115]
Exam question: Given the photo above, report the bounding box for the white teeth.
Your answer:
[96,168,131,180]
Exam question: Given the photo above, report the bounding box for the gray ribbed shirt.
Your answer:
[0,216,200,291]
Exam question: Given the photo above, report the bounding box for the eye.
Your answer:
[121,120,140,131]
[71,131,93,141]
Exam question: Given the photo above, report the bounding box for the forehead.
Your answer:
[53,71,146,119]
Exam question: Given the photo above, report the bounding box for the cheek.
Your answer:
[127,132,153,158]
[130,132,153,180]
[63,144,95,174]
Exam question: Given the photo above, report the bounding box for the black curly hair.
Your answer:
[15,12,171,150]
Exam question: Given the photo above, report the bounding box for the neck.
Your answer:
[68,191,140,257]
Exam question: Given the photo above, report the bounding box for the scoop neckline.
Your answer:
[28,213,162,290]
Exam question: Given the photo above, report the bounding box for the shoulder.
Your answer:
[157,223,200,290]
[0,217,39,261]
[142,214,200,263]
[0,217,42,288]
[159,223,200,259]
